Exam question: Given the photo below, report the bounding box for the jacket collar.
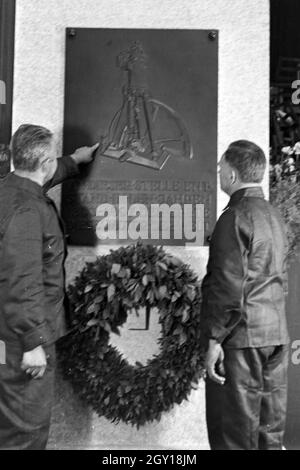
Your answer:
[5,172,45,199]
[224,186,265,210]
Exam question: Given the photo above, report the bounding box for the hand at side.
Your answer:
[205,339,226,385]
[21,345,47,379]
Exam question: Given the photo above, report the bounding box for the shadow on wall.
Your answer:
[61,125,98,247]
[48,368,94,449]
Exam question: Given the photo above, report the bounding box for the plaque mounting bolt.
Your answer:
[208,31,217,41]
[68,28,77,38]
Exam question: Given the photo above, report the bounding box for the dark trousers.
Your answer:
[0,341,55,450]
[205,345,289,450]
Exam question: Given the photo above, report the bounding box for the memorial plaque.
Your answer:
[61,28,218,246]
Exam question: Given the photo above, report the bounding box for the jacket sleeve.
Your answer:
[43,155,79,192]
[200,208,252,344]
[1,206,52,351]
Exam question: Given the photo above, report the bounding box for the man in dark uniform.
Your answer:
[0,124,98,449]
[201,140,290,450]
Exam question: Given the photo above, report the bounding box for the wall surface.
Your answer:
[13,0,270,450]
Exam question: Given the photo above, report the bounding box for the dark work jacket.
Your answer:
[0,156,79,352]
[200,187,290,349]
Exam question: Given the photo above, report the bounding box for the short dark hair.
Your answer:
[224,140,266,183]
[11,124,53,172]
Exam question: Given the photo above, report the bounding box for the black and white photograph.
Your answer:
[0,0,299,455]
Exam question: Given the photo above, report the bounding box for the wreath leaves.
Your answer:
[57,243,204,427]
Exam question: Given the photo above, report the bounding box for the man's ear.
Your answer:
[231,170,237,184]
[40,159,51,180]
[40,160,47,174]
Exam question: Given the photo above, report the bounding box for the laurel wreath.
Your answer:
[57,243,204,427]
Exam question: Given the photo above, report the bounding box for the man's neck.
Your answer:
[14,170,44,187]
[229,182,262,197]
